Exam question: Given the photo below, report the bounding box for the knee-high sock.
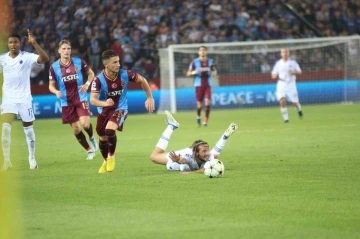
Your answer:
[99,140,109,160]
[2,123,12,162]
[75,131,91,151]
[156,125,174,151]
[23,125,36,160]
[84,123,94,139]
[196,108,201,119]
[210,133,229,156]
[205,105,210,121]
[105,129,117,157]
[280,107,289,121]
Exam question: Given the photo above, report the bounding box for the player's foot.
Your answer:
[89,137,98,152]
[1,161,12,171]
[298,111,303,119]
[29,160,38,170]
[165,110,179,130]
[107,156,115,172]
[197,118,201,127]
[203,117,208,127]
[223,123,238,139]
[86,151,95,160]
[98,161,107,173]
[284,120,289,123]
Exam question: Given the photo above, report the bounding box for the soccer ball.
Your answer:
[204,159,225,178]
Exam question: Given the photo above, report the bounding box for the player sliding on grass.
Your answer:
[150,111,237,174]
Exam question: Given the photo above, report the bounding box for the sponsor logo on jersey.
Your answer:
[61,74,79,82]
[107,89,124,97]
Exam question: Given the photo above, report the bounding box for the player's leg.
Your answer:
[64,105,94,160]
[150,110,179,165]
[0,104,16,171]
[289,89,303,119]
[18,103,38,169]
[203,86,212,126]
[210,123,238,156]
[77,101,97,151]
[195,87,203,127]
[277,88,289,123]
[96,114,109,173]
[104,110,128,172]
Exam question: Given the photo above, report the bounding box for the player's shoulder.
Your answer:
[50,59,60,67]
[0,52,8,59]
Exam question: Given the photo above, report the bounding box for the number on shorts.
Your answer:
[82,101,89,110]
[28,108,33,117]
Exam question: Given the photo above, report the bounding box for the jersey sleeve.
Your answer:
[188,61,195,71]
[49,66,56,82]
[295,61,302,72]
[91,77,101,92]
[29,52,40,65]
[81,59,91,73]
[127,70,139,82]
[271,62,279,75]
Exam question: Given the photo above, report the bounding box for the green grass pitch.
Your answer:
[1,104,360,239]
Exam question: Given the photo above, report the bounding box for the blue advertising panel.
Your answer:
[30,80,358,118]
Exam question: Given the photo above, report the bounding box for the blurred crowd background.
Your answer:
[9,0,360,85]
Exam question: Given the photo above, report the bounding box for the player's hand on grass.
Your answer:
[55,91,62,98]
[104,98,114,107]
[169,151,180,163]
[26,29,36,45]
[145,97,155,113]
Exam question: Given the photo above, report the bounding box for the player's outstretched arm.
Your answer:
[26,29,49,64]
[90,91,114,107]
[168,151,187,164]
[136,73,155,113]
[79,68,95,93]
[49,80,62,98]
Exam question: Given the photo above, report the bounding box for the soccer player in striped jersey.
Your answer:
[186,46,217,127]
[90,50,155,173]
[49,40,97,160]
[150,111,237,173]
[0,30,49,171]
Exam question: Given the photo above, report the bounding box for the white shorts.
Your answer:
[276,88,299,103]
[1,103,35,122]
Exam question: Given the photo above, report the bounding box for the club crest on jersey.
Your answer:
[111,83,117,88]
[66,68,71,73]
[19,60,23,64]
[121,80,125,86]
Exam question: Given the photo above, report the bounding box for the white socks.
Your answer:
[2,123,12,163]
[210,135,228,156]
[23,125,36,163]
[280,107,289,121]
[296,104,302,112]
[156,125,174,151]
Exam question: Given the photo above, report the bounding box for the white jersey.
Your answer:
[0,51,39,104]
[271,59,301,90]
[166,147,215,170]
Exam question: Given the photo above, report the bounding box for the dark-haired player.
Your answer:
[149,111,237,173]
[0,30,49,171]
[49,40,97,160]
[186,46,217,127]
[90,50,155,173]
